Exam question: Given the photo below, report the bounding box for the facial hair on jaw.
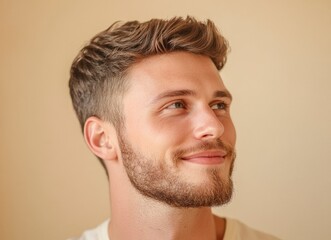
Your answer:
[118,129,236,208]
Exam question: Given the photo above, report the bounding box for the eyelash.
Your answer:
[166,101,187,109]
[211,101,229,111]
[165,100,229,111]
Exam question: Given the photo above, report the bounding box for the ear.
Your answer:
[83,116,118,161]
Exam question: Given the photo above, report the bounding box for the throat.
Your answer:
[109,205,225,240]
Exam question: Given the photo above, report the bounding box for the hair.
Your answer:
[69,16,229,129]
[69,16,229,172]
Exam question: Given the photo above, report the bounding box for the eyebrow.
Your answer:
[150,89,232,104]
[214,90,233,101]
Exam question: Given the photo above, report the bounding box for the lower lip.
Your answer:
[181,156,226,165]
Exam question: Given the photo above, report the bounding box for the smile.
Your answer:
[181,150,227,165]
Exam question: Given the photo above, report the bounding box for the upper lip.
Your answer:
[181,150,227,160]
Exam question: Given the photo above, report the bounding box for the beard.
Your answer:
[118,129,236,208]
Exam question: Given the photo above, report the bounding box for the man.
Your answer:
[68,16,279,240]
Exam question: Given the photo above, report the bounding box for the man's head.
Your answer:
[69,16,228,130]
[69,17,236,208]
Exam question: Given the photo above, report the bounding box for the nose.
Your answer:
[192,107,224,141]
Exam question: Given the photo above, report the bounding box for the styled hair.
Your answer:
[69,16,229,131]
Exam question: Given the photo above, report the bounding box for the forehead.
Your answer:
[125,52,227,100]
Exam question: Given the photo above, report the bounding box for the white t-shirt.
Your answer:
[68,218,280,240]
[68,220,109,240]
[223,218,280,239]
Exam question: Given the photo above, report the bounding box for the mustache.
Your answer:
[172,139,236,161]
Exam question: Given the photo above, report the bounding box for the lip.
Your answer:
[181,150,227,165]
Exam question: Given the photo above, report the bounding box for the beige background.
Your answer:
[1,0,330,239]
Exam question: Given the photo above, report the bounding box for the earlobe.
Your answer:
[84,117,118,161]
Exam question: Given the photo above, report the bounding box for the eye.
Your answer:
[166,101,186,109]
[211,102,228,110]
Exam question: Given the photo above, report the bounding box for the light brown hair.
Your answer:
[69,16,229,131]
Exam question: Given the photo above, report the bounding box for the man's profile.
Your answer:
[68,16,279,240]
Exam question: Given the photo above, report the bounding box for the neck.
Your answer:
[107,164,226,240]
[109,189,225,240]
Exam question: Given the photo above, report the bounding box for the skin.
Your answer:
[84,52,236,240]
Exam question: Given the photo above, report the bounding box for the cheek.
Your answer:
[125,114,190,155]
[149,117,190,146]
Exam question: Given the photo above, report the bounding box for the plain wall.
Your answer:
[1,0,330,239]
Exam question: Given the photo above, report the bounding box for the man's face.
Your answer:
[118,52,236,207]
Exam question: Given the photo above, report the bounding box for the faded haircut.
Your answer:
[69,16,229,173]
[69,16,229,131]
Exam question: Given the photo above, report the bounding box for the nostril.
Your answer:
[192,108,225,140]
[193,122,224,140]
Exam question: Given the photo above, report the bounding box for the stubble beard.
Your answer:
[118,129,236,208]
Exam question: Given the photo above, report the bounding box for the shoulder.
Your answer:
[66,219,110,240]
[224,218,281,240]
